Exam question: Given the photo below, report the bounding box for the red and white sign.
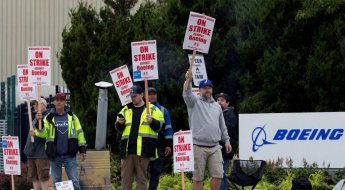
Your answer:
[173,130,194,173]
[192,88,200,96]
[2,136,21,175]
[109,65,133,106]
[17,65,37,101]
[183,12,216,54]
[188,54,208,86]
[131,40,158,82]
[28,46,51,85]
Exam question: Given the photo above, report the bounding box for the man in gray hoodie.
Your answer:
[183,70,231,190]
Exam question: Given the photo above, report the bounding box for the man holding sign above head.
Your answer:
[183,70,231,190]
[115,85,164,190]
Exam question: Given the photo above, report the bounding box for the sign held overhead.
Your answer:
[183,12,216,54]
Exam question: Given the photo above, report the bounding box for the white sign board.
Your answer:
[183,12,215,54]
[109,65,133,106]
[173,130,194,173]
[2,136,21,175]
[131,40,158,82]
[17,65,37,101]
[192,88,200,96]
[55,180,74,190]
[239,112,345,168]
[188,54,208,86]
[28,46,51,86]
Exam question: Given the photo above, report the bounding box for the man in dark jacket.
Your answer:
[216,92,238,190]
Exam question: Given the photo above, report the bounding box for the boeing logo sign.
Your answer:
[252,125,275,152]
[252,125,344,152]
[240,112,345,168]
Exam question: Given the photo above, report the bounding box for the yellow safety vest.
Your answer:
[117,103,164,159]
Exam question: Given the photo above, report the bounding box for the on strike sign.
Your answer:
[28,46,51,85]
[17,65,36,101]
[173,130,194,173]
[183,12,216,54]
[109,65,133,106]
[131,40,158,81]
[188,54,208,86]
[2,136,21,175]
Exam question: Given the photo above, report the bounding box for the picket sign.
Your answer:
[2,136,21,190]
[17,65,36,142]
[131,40,159,114]
[182,12,215,90]
[173,130,194,190]
[28,46,51,130]
[109,65,133,106]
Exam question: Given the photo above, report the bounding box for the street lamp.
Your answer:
[94,81,112,150]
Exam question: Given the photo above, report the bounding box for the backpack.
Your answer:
[292,176,312,190]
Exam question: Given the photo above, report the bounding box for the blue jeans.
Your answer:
[148,147,165,190]
[51,155,80,190]
[220,159,230,190]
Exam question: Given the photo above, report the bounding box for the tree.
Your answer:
[59,0,240,151]
[232,0,345,112]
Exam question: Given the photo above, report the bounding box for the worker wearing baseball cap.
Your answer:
[115,85,164,190]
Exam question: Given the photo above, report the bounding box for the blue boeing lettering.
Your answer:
[273,129,343,140]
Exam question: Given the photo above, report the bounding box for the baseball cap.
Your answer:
[215,92,230,102]
[54,92,66,100]
[129,85,143,96]
[148,87,157,94]
[198,79,213,88]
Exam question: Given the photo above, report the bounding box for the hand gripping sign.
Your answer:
[188,54,208,86]
[110,65,134,106]
[183,12,216,54]
[131,40,158,82]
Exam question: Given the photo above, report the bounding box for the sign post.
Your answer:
[2,136,21,190]
[131,40,158,114]
[109,65,134,106]
[17,65,36,142]
[173,130,194,189]
[28,46,51,130]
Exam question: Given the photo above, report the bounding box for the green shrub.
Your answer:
[334,168,345,183]
[158,173,193,190]
[309,170,333,190]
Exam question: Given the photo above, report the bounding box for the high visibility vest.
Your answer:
[35,112,87,158]
[118,103,164,159]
